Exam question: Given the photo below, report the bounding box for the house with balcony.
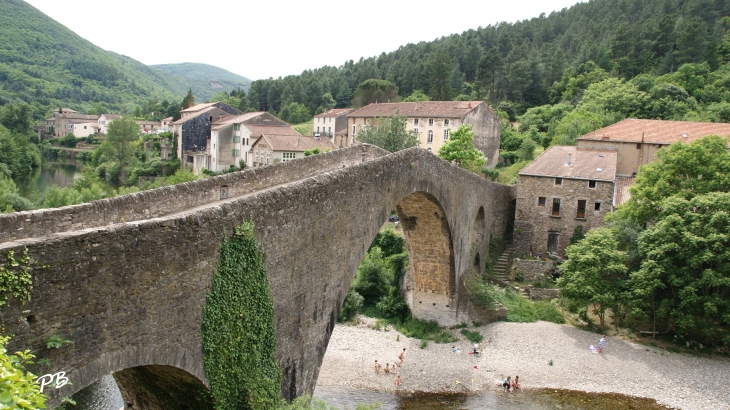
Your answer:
[313,108,354,147]
[513,146,618,256]
[346,101,501,166]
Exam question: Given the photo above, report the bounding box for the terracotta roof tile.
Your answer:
[246,125,300,138]
[314,108,355,118]
[348,101,484,119]
[578,118,730,145]
[101,114,121,120]
[614,177,635,206]
[519,146,617,181]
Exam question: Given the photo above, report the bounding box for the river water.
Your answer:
[19,159,82,198]
[69,380,665,410]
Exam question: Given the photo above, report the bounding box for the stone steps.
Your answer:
[491,247,516,285]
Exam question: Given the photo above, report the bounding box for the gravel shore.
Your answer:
[316,319,730,410]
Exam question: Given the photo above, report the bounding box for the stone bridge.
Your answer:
[0,145,515,408]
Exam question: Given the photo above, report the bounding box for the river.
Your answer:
[19,159,82,198]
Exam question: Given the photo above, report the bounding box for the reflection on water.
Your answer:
[69,375,123,410]
[19,159,82,198]
[313,386,668,410]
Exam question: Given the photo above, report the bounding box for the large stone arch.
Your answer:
[397,191,456,324]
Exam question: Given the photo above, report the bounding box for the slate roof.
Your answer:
[172,107,216,124]
[181,102,217,113]
[314,108,354,118]
[210,112,271,130]
[613,176,635,206]
[519,146,617,182]
[578,118,730,145]
[348,101,484,119]
[252,135,337,152]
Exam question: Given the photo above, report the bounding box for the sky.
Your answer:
[24,0,584,81]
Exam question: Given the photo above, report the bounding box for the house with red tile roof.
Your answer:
[577,118,730,176]
[346,101,501,166]
[313,108,354,147]
[249,134,337,168]
[514,146,618,256]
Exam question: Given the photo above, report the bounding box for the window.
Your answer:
[428,118,434,126]
[554,177,562,186]
[232,149,240,157]
[636,143,642,149]
[443,129,449,140]
[233,135,240,143]
[317,127,320,133]
[283,152,296,161]
[427,130,434,144]
[413,128,418,134]
[361,124,366,132]
[594,202,601,211]
[551,198,561,216]
[328,127,331,133]
[234,124,240,131]
[266,153,270,164]
[414,119,419,126]
[352,124,356,135]
[209,116,213,121]
[576,200,587,219]
[547,232,559,253]
[538,197,546,206]
[445,119,450,126]
[588,180,596,188]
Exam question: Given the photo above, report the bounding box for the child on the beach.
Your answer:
[512,375,521,392]
[502,376,512,393]
[374,360,381,374]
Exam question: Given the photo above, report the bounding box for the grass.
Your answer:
[495,160,530,184]
[291,120,313,136]
[393,317,458,344]
[460,329,483,343]
[491,287,564,324]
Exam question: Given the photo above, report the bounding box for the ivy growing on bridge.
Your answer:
[0,248,33,307]
[202,220,281,410]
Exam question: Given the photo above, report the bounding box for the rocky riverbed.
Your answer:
[316,319,730,410]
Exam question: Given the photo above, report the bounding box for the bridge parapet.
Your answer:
[0,145,388,243]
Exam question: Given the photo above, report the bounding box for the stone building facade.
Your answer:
[514,146,617,256]
[346,101,501,167]
[171,102,242,169]
[312,108,353,146]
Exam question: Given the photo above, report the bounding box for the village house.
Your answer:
[346,101,501,166]
[69,120,97,137]
[136,120,161,134]
[97,114,120,134]
[195,112,294,174]
[250,134,337,168]
[170,102,242,168]
[513,146,617,256]
[160,116,173,132]
[312,108,354,147]
[45,108,98,137]
[576,118,730,176]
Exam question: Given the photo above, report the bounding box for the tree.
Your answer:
[0,103,34,135]
[619,136,730,225]
[551,109,603,146]
[579,78,649,117]
[356,115,418,152]
[105,116,141,178]
[428,49,454,100]
[438,125,487,172]
[557,228,627,326]
[403,90,430,102]
[633,192,730,343]
[352,79,399,107]
[0,334,46,409]
[517,137,537,161]
[181,89,195,110]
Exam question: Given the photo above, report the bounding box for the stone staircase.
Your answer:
[490,246,516,285]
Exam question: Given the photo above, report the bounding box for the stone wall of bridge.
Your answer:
[0,146,515,407]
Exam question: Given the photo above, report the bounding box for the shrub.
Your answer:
[460,329,483,343]
[338,289,364,322]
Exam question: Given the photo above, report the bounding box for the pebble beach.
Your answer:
[316,319,730,410]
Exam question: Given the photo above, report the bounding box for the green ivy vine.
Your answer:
[202,220,281,410]
[0,248,33,308]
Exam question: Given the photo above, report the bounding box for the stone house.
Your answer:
[513,146,617,256]
[312,108,354,146]
[45,108,98,137]
[577,118,730,176]
[97,114,120,134]
[198,112,294,174]
[160,116,173,131]
[136,120,161,134]
[346,101,501,167]
[249,134,337,168]
[70,120,97,137]
[171,102,242,168]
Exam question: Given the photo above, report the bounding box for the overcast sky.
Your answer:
[24,0,583,81]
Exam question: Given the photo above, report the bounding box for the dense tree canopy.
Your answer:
[438,125,487,172]
[356,115,418,152]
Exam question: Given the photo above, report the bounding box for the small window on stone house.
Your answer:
[414,119,419,126]
[555,177,562,186]
[594,202,601,211]
[428,118,434,126]
[576,200,587,219]
[551,198,561,216]
[445,119,450,126]
[209,116,213,121]
[588,180,596,188]
[538,197,546,206]
[636,143,642,149]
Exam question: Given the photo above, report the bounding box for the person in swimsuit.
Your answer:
[512,375,521,392]
[374,360,381,374]
[502,376,511,393]
[397,348,406,366]
[384,363,391,374]
[395,375,402,388]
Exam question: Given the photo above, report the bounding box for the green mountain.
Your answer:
[151,63,251,101]
[0,0,248,120]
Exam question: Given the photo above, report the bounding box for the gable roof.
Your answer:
[181,102,217,113]
[246,124,301,138]
[348,101,485,119]
[252,134,337,152]
[578,118,730,145]
[211,112,270,130]
[614,176,635,206]
[100,114,121,120]
[172,106,216,125]
[519,146,617,182]
[314,108,355,118]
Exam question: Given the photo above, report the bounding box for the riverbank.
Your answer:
[316,319,730,410]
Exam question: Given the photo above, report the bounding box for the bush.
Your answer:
[481,168,499,181]
[394,318,458,343]
[460,329,483,343]
[59,133,77,147]
[338,289,364,322]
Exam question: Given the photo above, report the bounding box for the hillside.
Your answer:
[151,63,251,103]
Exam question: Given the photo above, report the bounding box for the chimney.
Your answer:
[567,153,573,166]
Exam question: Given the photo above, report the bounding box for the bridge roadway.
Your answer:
[0,144,515,408]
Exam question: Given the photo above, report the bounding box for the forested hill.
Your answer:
[150,63,251,103]
[0,0,241,120]
[244,0,730,117]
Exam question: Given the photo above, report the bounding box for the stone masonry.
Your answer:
[0,145,515,408]
[514,258,554,281]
